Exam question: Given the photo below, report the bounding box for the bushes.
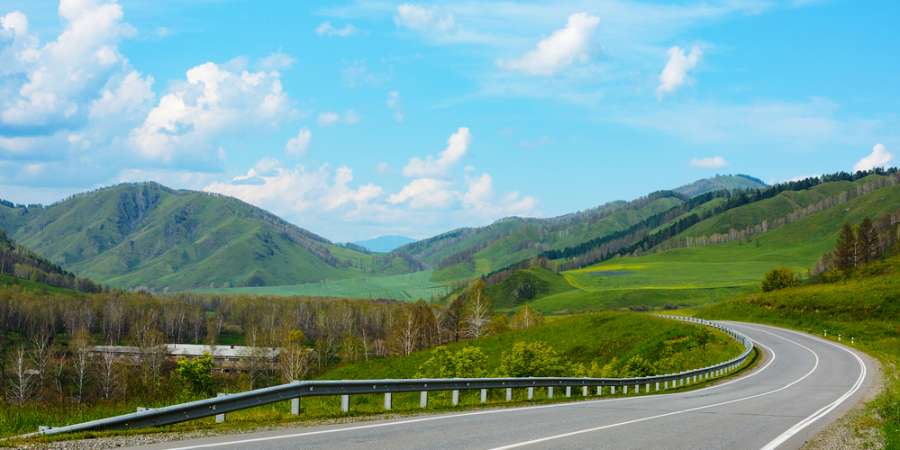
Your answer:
[497,341,585,377]
[416,346,487,378]
[174,354,215,397]
[761,267,799,292]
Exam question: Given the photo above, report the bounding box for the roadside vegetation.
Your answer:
[700,227,900,447]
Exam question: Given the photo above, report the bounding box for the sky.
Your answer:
[0,0,898,242]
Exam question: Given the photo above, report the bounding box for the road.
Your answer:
[130,322,875,450]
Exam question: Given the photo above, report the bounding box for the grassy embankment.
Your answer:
[699,256,900,448]
[1,312,744,440]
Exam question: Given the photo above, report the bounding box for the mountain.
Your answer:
[674,174,767,197]
[392,175,767,282]
[0,183,418,291]
[352,235,416,253]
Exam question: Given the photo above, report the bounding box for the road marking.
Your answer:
[163,323,775,450]
[486,323,829,450]
[754,326,867,450]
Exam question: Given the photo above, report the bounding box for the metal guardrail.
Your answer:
[32,315,754,436]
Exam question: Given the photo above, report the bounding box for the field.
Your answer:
[196,270,451,301]
[698,256,900,448]
[522,182,900,314]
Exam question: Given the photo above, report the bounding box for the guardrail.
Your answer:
[32,316,754,436]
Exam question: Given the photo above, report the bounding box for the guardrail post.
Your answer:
[655,382,660,391]
[506,388,512,401]
[565,386,571,397]
[420,391,428,408]
[635,384,640,394]
[664,380,668,390]
[291,397,300,416]
[528,387,534,400]
[645,383,649,392]
[341,394,350,413]
[611,386,616,395]
[596,386,602,396]
[216,393,226,423]
[384,392,392,410]
[480,389,487,404]
[582,386,588,397]
[548,386,554,399]
[452,390,460,406]
[624,385,628,395]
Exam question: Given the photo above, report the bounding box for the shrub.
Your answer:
[497,341,585,377]
[175,353,214,396]
[761,267,799,292]
[415,346,487,378]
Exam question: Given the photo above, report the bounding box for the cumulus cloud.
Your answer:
[315,21,357,37]
[853,143,893,172]
[130,60,291,162]
[317,110,359,127]
[395,4,455,33]
[657,45,702,98]
[285,128,311,157]
[690,155,727,169]
[388,178,455,208]
[497,12,599,76]
[0,0,139,135]
[403,127,471,177]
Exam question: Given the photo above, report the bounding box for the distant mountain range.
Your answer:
[0,174,767,291]
[352,235,417,253]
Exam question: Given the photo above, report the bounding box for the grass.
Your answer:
[322,312,743,380]
[698,256,900,449]
[521,181,900,314]
[195,270,450,301]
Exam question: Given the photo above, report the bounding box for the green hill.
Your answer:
[0,229,100,293]
[487,172,900,313]
[393,175,765,283]
[0,183,418,291]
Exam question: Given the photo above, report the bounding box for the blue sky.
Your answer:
[0,0,897,241]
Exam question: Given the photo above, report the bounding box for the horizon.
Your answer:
[1,1,897,241]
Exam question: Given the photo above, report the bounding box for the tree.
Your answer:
[6,346,34,404]
[833,223,857,273]
[761,268,800,292]
[278,330,312,382]
[463,280,492,339]
[497,341,584,377]
[415,346,487,378]
[70,327,92,403]
[510,305,544,330]
[856,217,878,264]
[175,353,215,397]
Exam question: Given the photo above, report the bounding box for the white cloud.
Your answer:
[497,12,599,76]
[315,21,357,37]
[657,45,702,98]
[130,60,292,162]
[323,166,382,210]
[690,156,727,169]
[285,128,311,157]
[853,143,893,172]
[0,1,138,134]
[462,172,493,209]
[388,178,455,209]
[386,90,404,122]
[1,11,28,37]
[395,4,455,33]
[317,110,359,127]
[403,127,471,177]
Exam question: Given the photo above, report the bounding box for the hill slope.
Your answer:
[0,183,417,291]
[352,235,416,253]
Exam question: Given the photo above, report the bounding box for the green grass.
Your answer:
[521,181,900,314]
[698,256,900,448]
[196,270,450,301]
[323,312,743,380]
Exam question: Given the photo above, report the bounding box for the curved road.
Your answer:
[131,322,876,450]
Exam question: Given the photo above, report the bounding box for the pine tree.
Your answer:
[856,217,877,264]
[833,223,857,273]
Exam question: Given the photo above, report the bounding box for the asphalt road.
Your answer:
[131,322,875,450]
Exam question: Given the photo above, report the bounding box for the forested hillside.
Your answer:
[0,230,102,293]
[0,183,419,291]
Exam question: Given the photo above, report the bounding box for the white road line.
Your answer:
[163,323,776,450]
[486,324,824,450]
[755,326,867,450]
